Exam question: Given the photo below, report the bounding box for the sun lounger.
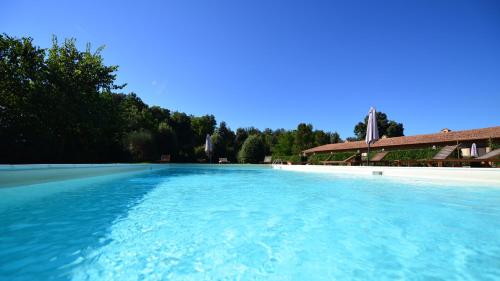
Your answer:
[433,144,460,160]
[475,148,500,160]
[321,154,357,166]
[370,151,388,162]
[218,157,230,164]
[159,154,171,162]
[263,156,272,164]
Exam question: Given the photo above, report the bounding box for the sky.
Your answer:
[2,0,500,138]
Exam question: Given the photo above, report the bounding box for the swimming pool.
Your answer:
[1,165,500,280]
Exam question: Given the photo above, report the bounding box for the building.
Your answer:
[303,126,500,157]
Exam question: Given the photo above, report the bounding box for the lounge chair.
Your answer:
[263,156,272,164]
[218,158,230,164]
[475,148,500,160]
[370,151,388,162]
[432,144,461,167]
[159,154,171,162]
[321,154,357,166]
[433,144,461,160]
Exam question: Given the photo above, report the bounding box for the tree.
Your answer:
[386,121,404,138]
[191,114,216,145]
[261,128,275,155]
[214,121,236,161]
[169,112,195,161]
[1,34,125,163]
[157,122,178,156]
[313,130,330,146]
[0,34,49,162]
[330,132,342,144]
[238,135,265,163]
[293,123,314,154]
[272,131,294,156]
[0,34,359,164]
[235,128,249,152]
[124,130,156,161]
[353,111,404,140]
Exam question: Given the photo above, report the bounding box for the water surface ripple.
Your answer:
[1,165,500,280]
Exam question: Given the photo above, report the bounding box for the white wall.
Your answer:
[273,165,500,186]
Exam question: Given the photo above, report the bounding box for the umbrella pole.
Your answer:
[367,143,370,166]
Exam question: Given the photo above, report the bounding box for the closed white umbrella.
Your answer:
[471,143,478,158]
[365,107,380,165]
[205,134,213,163]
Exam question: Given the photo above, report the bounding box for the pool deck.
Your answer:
[0,164,169,188]
[272,165,500,186]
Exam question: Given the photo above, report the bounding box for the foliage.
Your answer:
[191,115,216,145]
[330,132,342,144]
[3,34,396,164]
[490,140,499,150]
[313,130,330,146]
[307,152,358,164]
[272,131,295,156]
[380,147,440,161]
[354,111,404,140]
[123,130,156,162]
[293,123,314,154]
[238,135,265,163]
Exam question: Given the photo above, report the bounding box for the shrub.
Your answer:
[238,135,265,163]
[123,130,156,162]
[194,145,207,162]
[381,147,440,161]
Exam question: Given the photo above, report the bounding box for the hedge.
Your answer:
[375,147,440,161]
[308,152,358,164]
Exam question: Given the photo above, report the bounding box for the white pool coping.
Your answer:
[272,165,500,187]
[0,164,170,188]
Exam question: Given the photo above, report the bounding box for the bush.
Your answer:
[123,130,156,162]
[194,145,207,162]
[490,140,500,150]
[238,135,265,163]
[382,147,440,161]
[307,148,441,164]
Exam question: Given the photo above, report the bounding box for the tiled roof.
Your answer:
[304,126,500,154]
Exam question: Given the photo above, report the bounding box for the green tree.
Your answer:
[293,123,314,154]
[0,34,353,164]
[238,135,265,163]
[124,130,156,161]
[0,34,49,162]
[213,121,236,161]
[235,128,249,152]
[354,111,404,140]
[313,130,330,146]
[169,112,195,161]
[261,128,275,155]
[330,132,342,143]
[272,131,294,156]
[191,114,216,145]
[157,122,178,156]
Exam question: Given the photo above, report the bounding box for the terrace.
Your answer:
[301,126,500,167]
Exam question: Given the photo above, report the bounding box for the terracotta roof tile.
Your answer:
[304,126,500,154]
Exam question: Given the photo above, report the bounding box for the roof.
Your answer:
[304,126,500,154]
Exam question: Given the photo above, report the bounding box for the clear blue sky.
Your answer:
[3,0,499,138]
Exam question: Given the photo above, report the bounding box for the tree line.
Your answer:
[0,34,404,163]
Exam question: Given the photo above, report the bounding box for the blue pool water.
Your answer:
[1,165,500,280]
